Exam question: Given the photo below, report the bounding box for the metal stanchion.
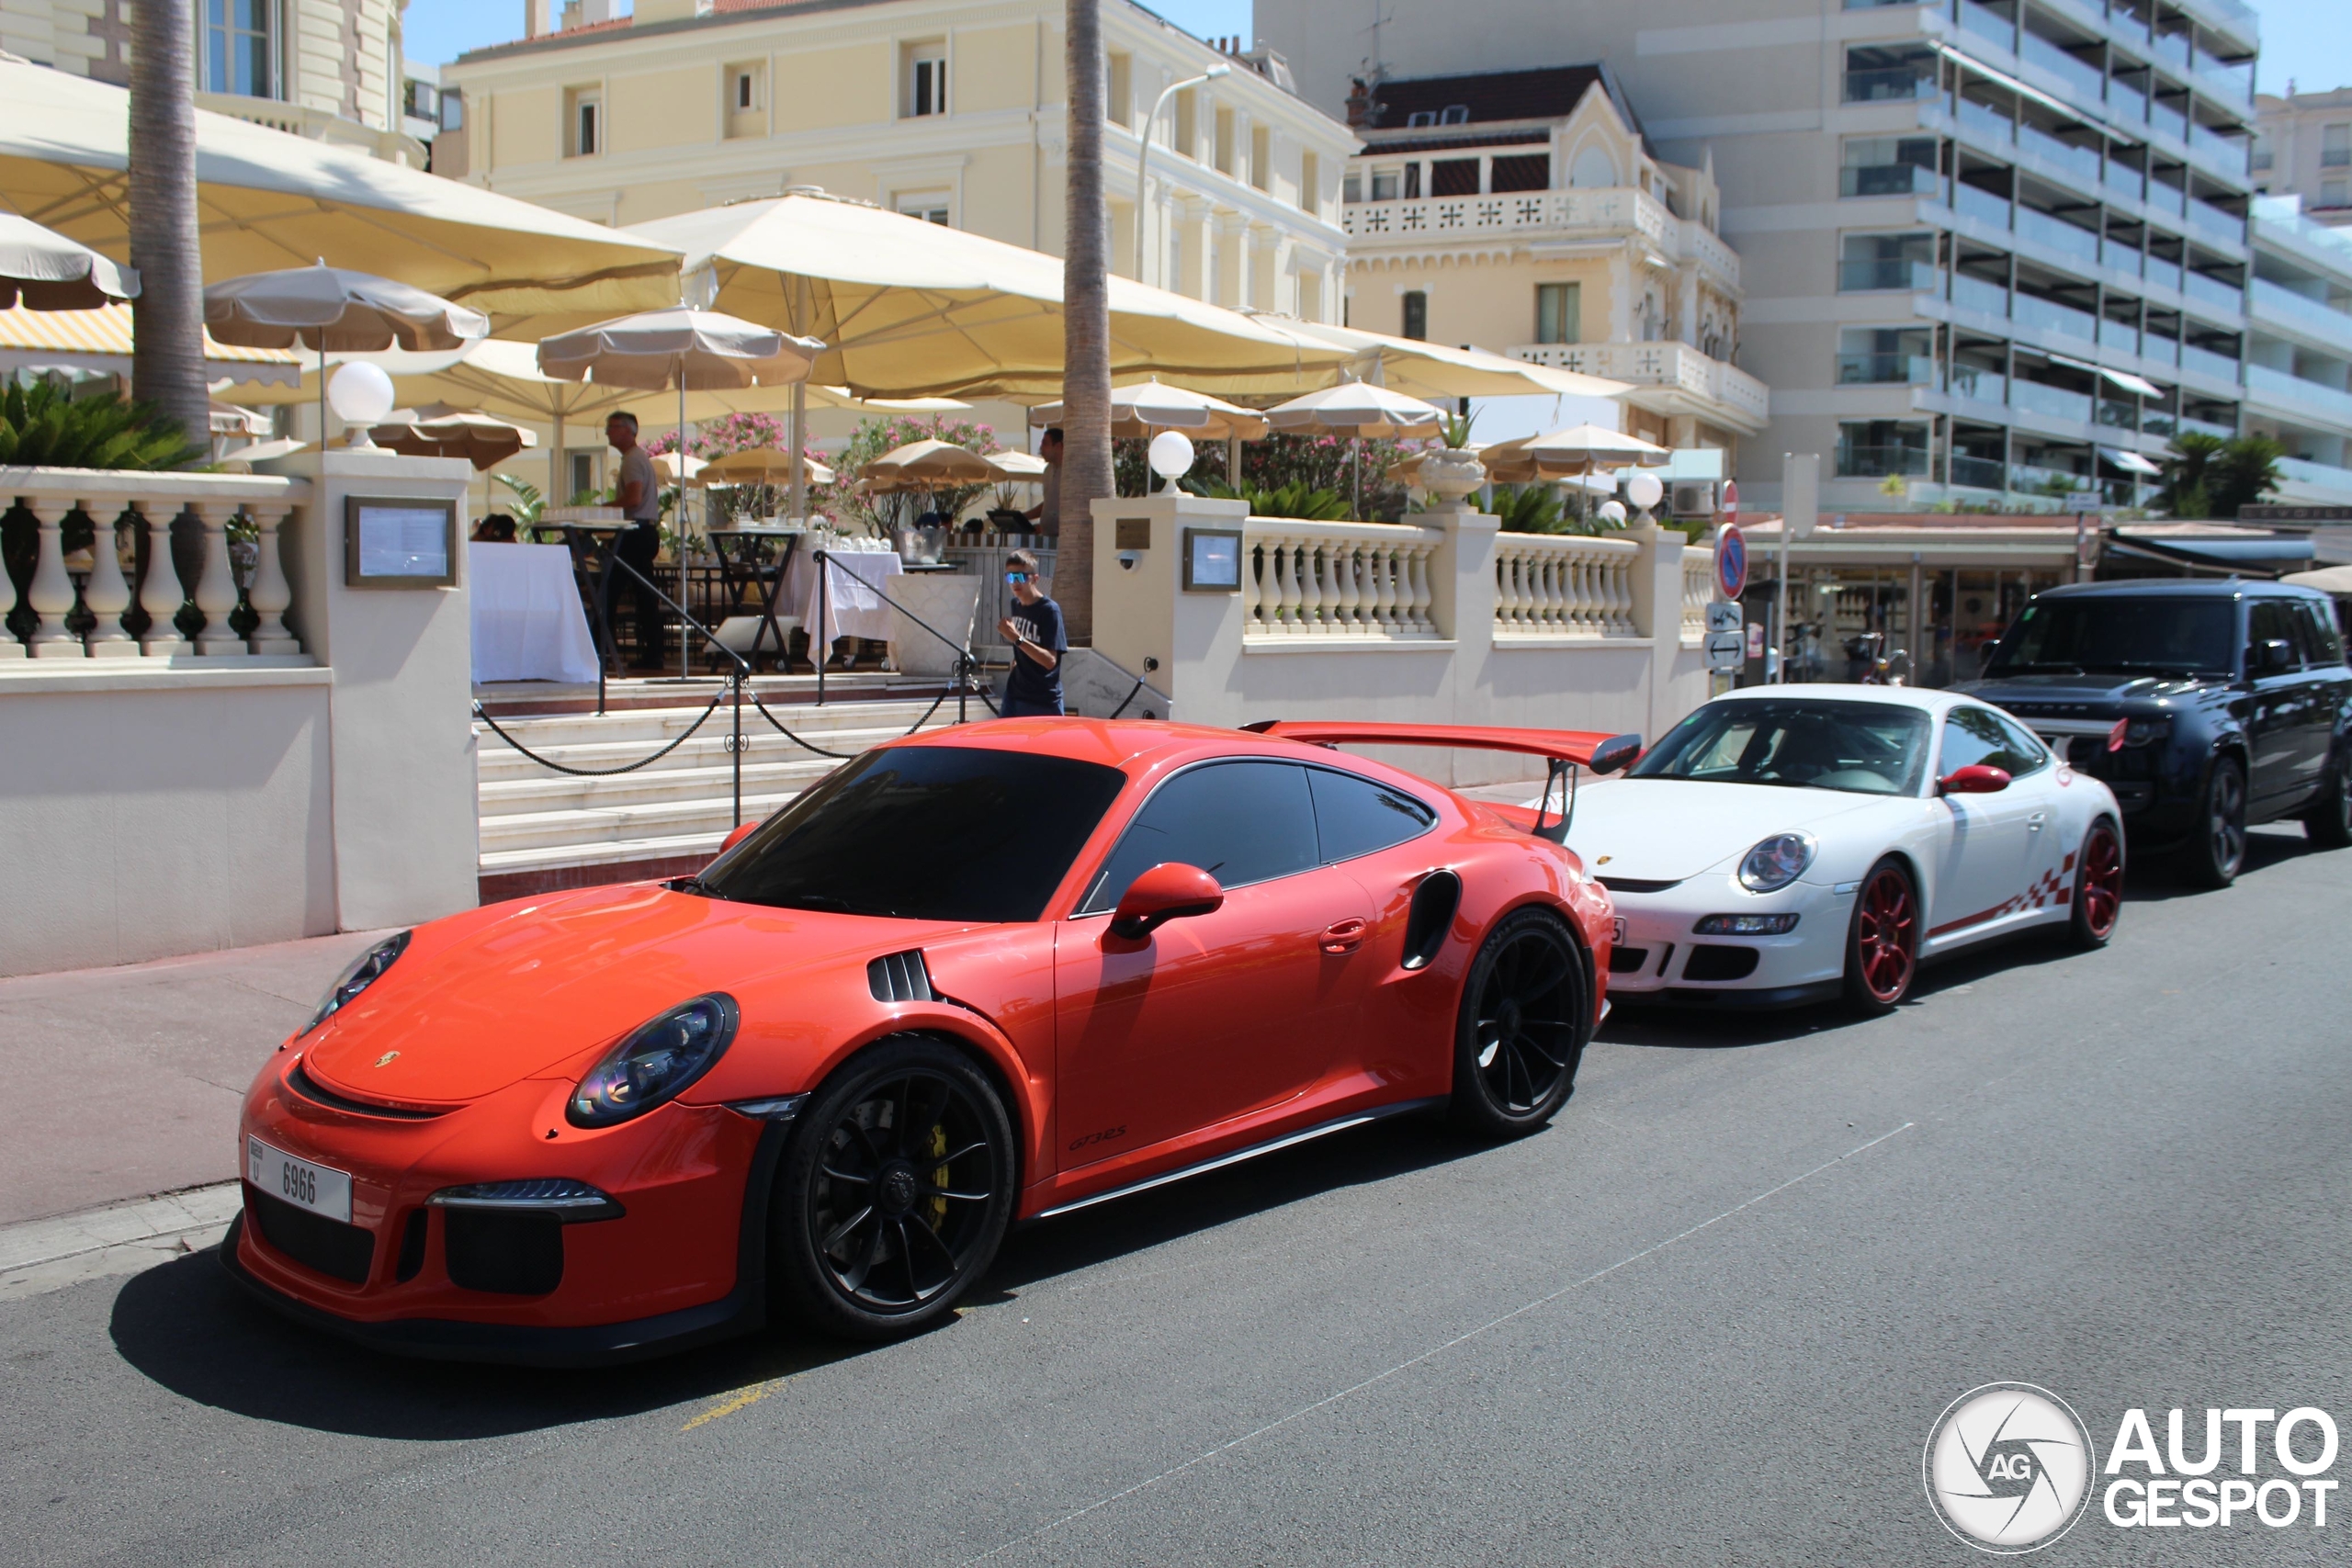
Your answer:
[730,666,743,827]
[815,547,828,707]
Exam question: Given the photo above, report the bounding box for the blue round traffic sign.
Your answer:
[1715,525,1747,600]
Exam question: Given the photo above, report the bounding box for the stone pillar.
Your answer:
[81,503,139,658]
[189,500,249,658]
[245,501,301,655]
[136,505,189,656]
[22,499,83,658]
[1629,518,1690,745]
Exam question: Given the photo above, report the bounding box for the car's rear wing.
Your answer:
[1243,720,1640,842]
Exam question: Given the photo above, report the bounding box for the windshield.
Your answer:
[1628,699,1932,795]
[700,745,1128,921]
[1986,596,2236,678]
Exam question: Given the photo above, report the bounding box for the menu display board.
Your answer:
[345,497,458,588]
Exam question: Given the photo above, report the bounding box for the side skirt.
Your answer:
[1031,1098,1445,1222]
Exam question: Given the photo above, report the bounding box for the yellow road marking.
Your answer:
[680,1378,787,1433]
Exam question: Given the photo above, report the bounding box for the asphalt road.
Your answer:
[4,826,2347,1566]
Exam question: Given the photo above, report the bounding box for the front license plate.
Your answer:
[1611,917,1628,944]
[247,1136,353,1224]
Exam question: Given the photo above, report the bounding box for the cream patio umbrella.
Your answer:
[0,209,136,310]
[1264,380,1447,519]
[1521,423,1671,524]
[1026,378,1272,440]
[623,191,1352,520]
[703,446,838,488]
[204,263,491,446]
[1168,316,1633,402]
[0,59,681,324]
[862,438,999,489]
[372,408,537,470]
[538,307,823,541]
[652,450,709,487]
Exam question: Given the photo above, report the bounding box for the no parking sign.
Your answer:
[1715,523,1747,602]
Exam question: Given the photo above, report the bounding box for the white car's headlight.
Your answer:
[1737,832,1816,893]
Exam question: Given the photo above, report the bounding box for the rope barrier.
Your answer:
[472,686,728,776]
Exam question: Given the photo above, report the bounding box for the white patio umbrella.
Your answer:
[204,263,491,447]
[1267,380,1447,518]
[861,438,999,489]
[1027,378,1272,440]
[537,306,823,536]
[0,209,136,310]
[371,408,537,470]
[984,450,1050,480]
[651,449,708,487]
[1520,423,1670,524]
[702,446,838,488]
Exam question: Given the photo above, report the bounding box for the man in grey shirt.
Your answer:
[608,412,664,668]
[1023,426,1062,539]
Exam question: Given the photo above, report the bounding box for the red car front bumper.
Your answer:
[224,1052,781,1365]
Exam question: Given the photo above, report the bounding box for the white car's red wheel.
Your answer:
[2069,818,2125,948]
[1843,857,1917,1012]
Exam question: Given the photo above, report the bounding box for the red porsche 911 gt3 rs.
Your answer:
[225,717,1636,1363]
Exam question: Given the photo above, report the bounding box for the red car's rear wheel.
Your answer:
[1843,858,1917,1012]
[1447,907,1588,1138]
[771,1037,1014,1341]
[2069,818,2124,949]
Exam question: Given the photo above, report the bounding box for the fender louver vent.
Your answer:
[868,950,934,1003]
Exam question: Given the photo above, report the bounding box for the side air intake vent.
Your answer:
[868,950,934,1003]
[1400,870,1463,971]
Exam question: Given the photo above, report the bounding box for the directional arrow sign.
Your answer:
[1705,630,1747,671]
[1705,600,1744,634]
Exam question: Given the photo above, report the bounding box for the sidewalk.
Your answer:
[0,929,384,1227]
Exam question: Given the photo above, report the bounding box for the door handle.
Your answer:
[2027,811,2047,831]
[1320,918,1366,954]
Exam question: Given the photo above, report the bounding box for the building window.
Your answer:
[725,62,765,138]
[1836,421,1930,478]
[1431,158,1479,197]
[2250,137,2273,172]
[905,44,947,118]
[1215,107,1235,175]
[1534,282,1580,344]
[403,77,438,124]
[1175,88,1197,159]
[1250,124,1271,191]
[1401,289,1428,340]
[1368,167,1399,201]
[568,451,597,502]
[440,90,464,132]
[2324,124,2351,168]
[202,0,277,98]
[1441,105,1468,126]
[1838,231,1936,292]
[566,87,602,158]
[1489,153,1549,193]
[735,70,755,110]
[1300,151,1320,214]
[1106,51,1132,128]
[1839,135,1938,197]
[1837,326,1935,384]
[1342,170,1362,203]
[896,192,950,225]
[2322,179,2348,210]
[1843,44,1938,104]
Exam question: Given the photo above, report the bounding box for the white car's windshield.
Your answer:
[1629,699,1932,795]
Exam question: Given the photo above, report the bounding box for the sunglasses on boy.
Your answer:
[1004,570,1033,585]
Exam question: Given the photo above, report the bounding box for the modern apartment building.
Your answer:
[1261,0,2267,515]
[2253,86,2352,225]
[2242,196,2352,505]
[0,0,429,165]
[438,0,1355,322]
[1340,65,1766,456]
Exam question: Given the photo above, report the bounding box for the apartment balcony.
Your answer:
[194,92,427,167]
[2244,364,2352,430]
[1837,353,1938,387]
[2275,456,2352,507]
[1341,187,1739,288]
[2247,279,2352,357]
[1510,341,1770,434]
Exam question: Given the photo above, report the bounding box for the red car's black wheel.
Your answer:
[2068,818,2125,949]
[771,1037,1014,1341]
[1447,907,1588,1138]
[1843,858,1917,1012]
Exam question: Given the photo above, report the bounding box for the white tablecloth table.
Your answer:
[786,547,905,645]
[469,542,602,684]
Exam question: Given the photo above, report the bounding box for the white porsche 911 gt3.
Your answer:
[1555,685,2126,1010]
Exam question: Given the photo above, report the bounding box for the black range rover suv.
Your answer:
[1960,581,2352,886]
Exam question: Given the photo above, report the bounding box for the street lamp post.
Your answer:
[1134,62,1230,289]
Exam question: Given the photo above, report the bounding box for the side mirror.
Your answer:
[1109,863,1224,941]
[718,821,758,855]
[1586,733,1643,776]
[1939,764,2012,795]
[2253,637,2295,675]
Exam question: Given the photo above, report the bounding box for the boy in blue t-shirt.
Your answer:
[998,549,1066,716]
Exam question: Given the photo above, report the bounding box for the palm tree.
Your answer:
[127,0,209,447]
[1058,0,1111,645]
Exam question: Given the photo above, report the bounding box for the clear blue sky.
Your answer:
[402,0,2342,88]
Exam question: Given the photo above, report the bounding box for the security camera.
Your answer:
[1117,551,1140,570]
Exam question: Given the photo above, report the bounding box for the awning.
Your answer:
[2109,531,2314,571]
[0,299,301,384]
[2048,353,2163,398]
[2099,446,2163,476]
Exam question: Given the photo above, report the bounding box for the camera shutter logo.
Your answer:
[1924,1382,2097,1553]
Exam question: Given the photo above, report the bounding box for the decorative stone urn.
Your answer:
[1419,447,1487,504]
[889,570,982,678]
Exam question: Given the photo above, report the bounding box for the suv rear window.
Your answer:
[1987,597,2236,679]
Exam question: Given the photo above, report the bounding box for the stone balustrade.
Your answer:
[1242,518,1444,640]
[0,468,312,662]
[1681,547,1716,645]
[1491,531,1641,639]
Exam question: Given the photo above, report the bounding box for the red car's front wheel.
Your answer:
[1843,858,1917,1012]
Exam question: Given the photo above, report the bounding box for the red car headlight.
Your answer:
[568,994,741,1128]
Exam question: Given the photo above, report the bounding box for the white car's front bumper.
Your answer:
[1604,873,1853,1008]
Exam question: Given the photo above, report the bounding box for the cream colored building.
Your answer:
[1341,64,1765,455]
[0,0,427,164]
[2254,87,2352,226]
[437,0,1355,322]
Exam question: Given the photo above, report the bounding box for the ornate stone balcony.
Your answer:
[1343,187,1739,289]
[1511,340,1770,435]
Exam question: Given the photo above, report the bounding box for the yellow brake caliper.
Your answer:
[927,1123,949,1230]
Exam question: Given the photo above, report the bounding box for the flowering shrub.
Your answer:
[814,413,1006,536]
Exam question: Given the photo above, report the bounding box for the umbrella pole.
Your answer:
[316,342,327,451]
[789,379,806,524]
[551,409,564,515]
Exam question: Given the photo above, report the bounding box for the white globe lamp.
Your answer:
[1148,430,1195,493]
[326,362,397,447]
[1596,499,1629,527]
[1624,470,1665,514]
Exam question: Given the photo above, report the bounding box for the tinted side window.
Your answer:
[2249,601,2301,671]
[1940,706,2045,777]
[2291,601,2345,667]
[1079,761,1317,912]
[1307,767,1435,864]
